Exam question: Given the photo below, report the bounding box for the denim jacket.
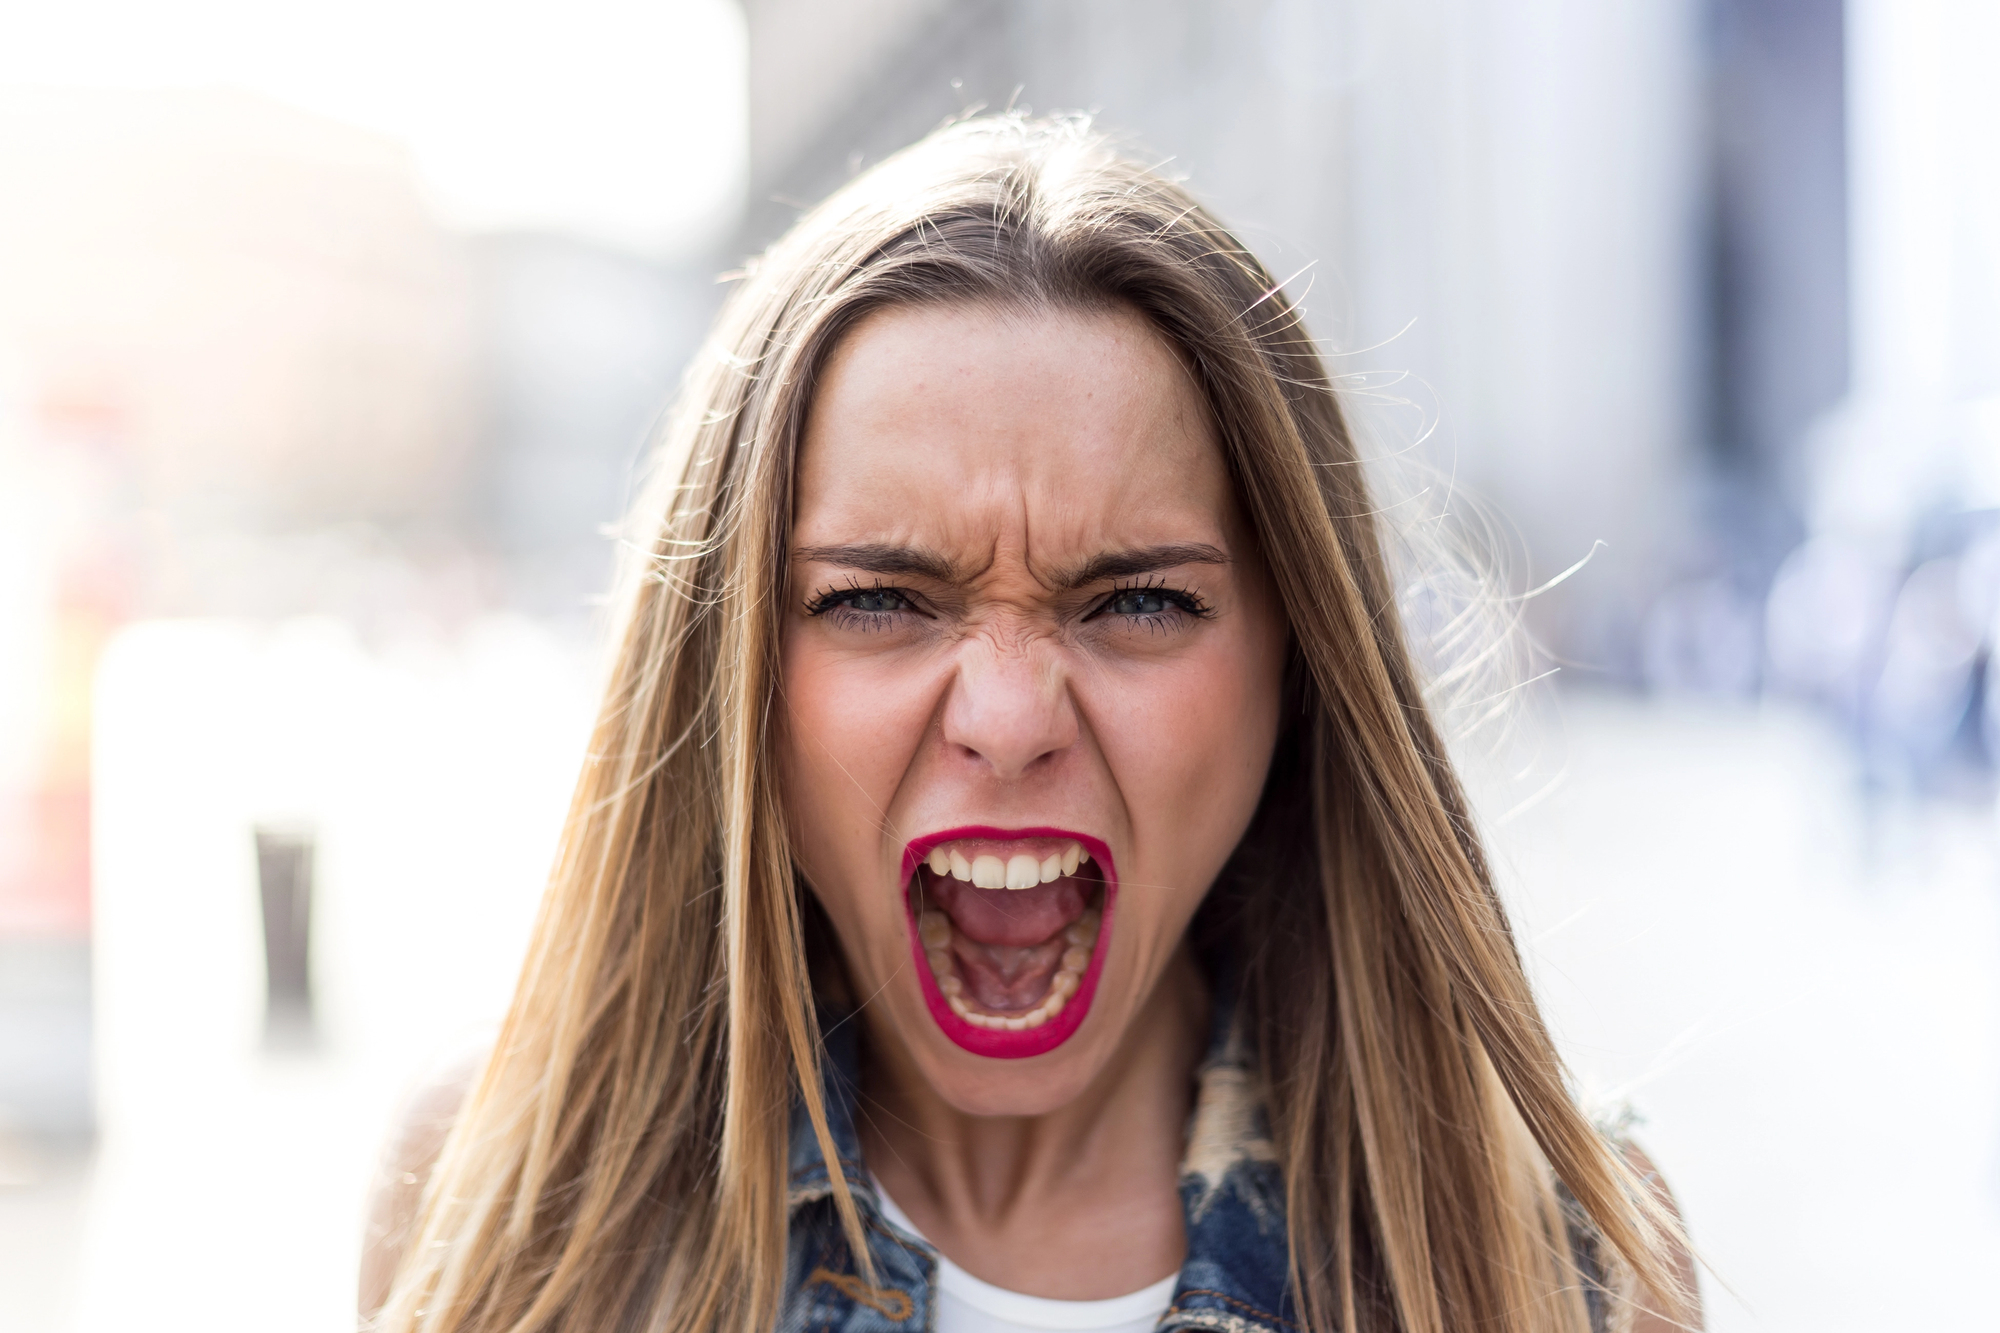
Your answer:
[777,1003,1618,1333]
[778,1000,1297,1333]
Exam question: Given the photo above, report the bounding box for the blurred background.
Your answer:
[0,0,1994,1328]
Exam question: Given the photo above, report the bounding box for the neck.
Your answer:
[855,944,1209,1298]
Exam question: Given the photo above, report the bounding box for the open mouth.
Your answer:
[901,826,1115,1059]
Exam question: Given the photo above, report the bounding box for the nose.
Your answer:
[940,630,1079,781]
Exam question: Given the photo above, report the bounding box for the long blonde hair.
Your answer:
[376,116,1690,1333]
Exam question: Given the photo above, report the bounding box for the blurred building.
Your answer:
[738,0,1854,693]
[466,233,719,620]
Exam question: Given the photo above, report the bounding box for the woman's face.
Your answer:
[779,301,1287,1116]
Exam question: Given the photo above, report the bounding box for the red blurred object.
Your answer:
[0,389,135,940]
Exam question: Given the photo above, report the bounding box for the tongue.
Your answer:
[924,875,1087,946]
[922,873,1089,1013]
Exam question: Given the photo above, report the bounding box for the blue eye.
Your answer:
[1109,589,1174,616]
[844,589,906,613]
[805,584,921,623]
[1098,584,1208,621]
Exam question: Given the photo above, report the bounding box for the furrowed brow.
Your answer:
[792,543,960,583]
[1055,543,1231,589]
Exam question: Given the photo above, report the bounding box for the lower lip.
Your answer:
[901,827,1116,1059]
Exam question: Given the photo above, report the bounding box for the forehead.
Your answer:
[794,302,1235,560]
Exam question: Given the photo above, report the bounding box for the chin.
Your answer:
[911,1043,1109,1118]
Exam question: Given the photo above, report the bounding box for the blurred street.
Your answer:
[0,616,596,1333]
[1,634,1994,1331]
[1486,693,2000,1330]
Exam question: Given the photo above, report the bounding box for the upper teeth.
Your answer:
[925,840,1088,889]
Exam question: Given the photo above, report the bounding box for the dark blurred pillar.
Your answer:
[254,827,317,1049]
[1706,0,1849,567]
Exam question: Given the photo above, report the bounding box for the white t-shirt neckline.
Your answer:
[871,1178,1180,1332]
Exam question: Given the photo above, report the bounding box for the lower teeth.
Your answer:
[919,907,1099,1030]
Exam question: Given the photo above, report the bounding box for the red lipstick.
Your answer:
[902,825,1115,1059]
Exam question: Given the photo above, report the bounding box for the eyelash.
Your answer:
[1085,578,1213,624]
[804,578,1212,627]
[804,580,928,631]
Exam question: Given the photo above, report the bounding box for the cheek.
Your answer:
[777,634,932,889]
[1092,637,1283,887]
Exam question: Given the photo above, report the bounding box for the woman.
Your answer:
[362,116,1697,1333]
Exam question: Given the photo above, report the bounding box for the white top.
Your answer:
[872,1180,1179,1333]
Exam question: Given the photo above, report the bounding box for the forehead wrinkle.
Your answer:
[960,499,1232,602]
[1012,479,1052,595]
[953,484,1098,602]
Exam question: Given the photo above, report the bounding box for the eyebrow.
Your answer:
[792,541,1230,589]
[1054,543,1231,588]
[792,543,959,582]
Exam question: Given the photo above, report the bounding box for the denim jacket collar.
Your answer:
[780,993,1297,1333]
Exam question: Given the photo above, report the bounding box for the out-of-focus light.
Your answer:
[0,0,747,257]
